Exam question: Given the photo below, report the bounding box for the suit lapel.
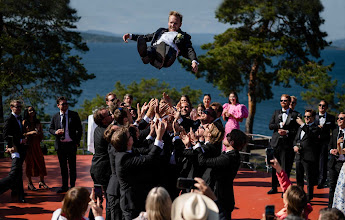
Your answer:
[315,114,320,125]
[285,111,292,126]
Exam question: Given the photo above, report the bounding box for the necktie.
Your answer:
[61,114,66,140]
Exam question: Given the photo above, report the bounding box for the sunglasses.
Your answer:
[61,103,68,106]
[280,100,288,103]
[338,117,344,120]
[319,104,326,108]
[13,105,22,109]
[304,116,312,119]
[110,98,116,102]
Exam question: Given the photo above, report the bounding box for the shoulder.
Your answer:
[52,208,63,220]
[223,103,229,108]
[156,28,167,33]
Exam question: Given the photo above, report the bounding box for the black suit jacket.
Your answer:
[3,114,25,154]
[315,113,336,142]
[293,123,320,162]
[115,145,162,211]
[49,110,82,150]
[197,149,241,212]
[90,126,111,186]
[328,127,343,168]
[269,109,300,148]
[132,28,197,62]
[106,144,120,196]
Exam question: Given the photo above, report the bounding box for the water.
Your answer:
[47,42,345,136]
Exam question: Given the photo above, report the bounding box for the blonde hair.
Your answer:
[209,124,224,144]
[10,100,21,107]
[285,185,307,218]
[61,187,90,220]
[145,187,172,220]
[169,11,183,23]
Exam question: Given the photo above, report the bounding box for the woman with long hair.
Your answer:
[222,92,248,151]
[23,106,48,190]
[135,187,172,220]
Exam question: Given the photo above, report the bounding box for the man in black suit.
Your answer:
[293,109,320,201]
[3,100,27,202]
[49,96,82,193]
[196,129,248,220]
[0,146,21,195]
[328,112,345,207]
[123,11,198,72]
[315,100,336,188]
[268,94,300,194]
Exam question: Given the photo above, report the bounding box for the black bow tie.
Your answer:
[282,110,287,113]
[319,115,325,118]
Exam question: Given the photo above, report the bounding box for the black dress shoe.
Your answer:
[317,183,325,189]
[18,197,26,203]
[137,37,147,57]
[57,188,68,193]
[267,188,278,194]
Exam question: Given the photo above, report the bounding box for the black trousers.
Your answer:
[0,158,21,195]
[295,154,317,197]
[318,141,329,184]
[107,193,122,220]
[57,142,77,188]
[328,160,344,207]
[272,143,294,188]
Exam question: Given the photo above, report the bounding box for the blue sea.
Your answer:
[46,42,345,136]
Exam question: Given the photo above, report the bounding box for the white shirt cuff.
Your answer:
[300,123,305,128]
[95,216,104,220]
[146,135,154,141]
[193,143,204,153]
[172,136,180,142]
[11,152,20,159]
[143,115,151,123]
[133,121,138,126]
[154,139,164,149]
[192,60,199,65]
[129,34,132,40]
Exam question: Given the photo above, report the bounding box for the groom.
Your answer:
[123,11,198,72]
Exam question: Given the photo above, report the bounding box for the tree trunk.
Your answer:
[245,59,259,134]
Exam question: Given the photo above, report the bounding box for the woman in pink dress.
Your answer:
[222,92,248,151]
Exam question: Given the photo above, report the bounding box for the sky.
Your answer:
[70,0,345,40]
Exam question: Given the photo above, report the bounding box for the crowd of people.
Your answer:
[1,90,345,220]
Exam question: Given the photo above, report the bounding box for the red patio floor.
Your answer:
[0,155,329,220]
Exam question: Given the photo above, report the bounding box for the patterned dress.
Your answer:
[222,103,248,151]
[333,163,345,215]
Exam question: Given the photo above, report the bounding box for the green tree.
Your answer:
[77,78,203,120]
[179,0,332,133]
[0,0,94,121]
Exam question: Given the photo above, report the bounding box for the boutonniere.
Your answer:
[176,33,184,40]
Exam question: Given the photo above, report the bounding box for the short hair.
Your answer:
[169,11,183,23]
[56,96,67,105]
[124,94,133,100]
[210,102,223,114]
[291,96,297,102]
[111,126,129,152]
[304,109,316,117]
[105,92,116,101]
[281,94,291,102]
[320,100,329,107]
[10,100,21,107]
[61,187,90,220]
[113,108,128,125]
[93,108,108,126]
[226,129,248,151]
[209,124,223,144]
[228,91,240,104]
[285,185,307,218]
[319,208,345,220]
[145,187,172,220]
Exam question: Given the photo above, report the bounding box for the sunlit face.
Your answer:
[180,103,191,116]
[203,124,213,138]
[106,95,116,107]
[168,15,182,32]
[229,93,237,104]
[124,96,132,106]
[318,101,327,114]
[180,97,188,104]
[101,109,113,126]
[289,98,297,110]
[337,113,345,128]
[304,112,314,124]
[203,95,211,107]
[280,95,290,109]
[197,106,204,116]
[11,102,22,115]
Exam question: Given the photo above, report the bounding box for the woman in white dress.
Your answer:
[333,163,345,215]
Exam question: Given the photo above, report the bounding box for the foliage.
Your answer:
[0,0,95,119]
[178,0,333,133]
[77,78,202,120]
